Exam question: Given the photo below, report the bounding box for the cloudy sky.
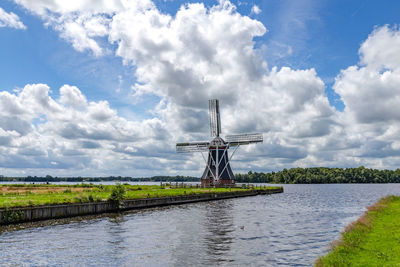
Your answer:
[1,0,400,177]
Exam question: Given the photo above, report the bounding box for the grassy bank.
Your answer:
[316,195,400,266]
[0,184,280,209]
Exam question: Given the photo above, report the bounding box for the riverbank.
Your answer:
[316,195,400,266]
[0,184,283,224]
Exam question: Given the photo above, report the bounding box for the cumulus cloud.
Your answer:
[14,0,153,56]
[0,6,26,29]
[335,25,400,124]
[6,0,400,175]
[331,25,400,168]
[0,83,173,176]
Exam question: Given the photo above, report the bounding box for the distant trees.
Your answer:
[0,175,200,182]
[235,171,274,183]
[3,167,400,184]
[235,166,400,184]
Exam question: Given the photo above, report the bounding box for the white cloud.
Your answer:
[0,7,26,29]
[14,0,153,56]
[59,85,87,109]
[359,25,400,71]
[0,83,174,176]
[334,25,400,124]
[331,25,400,167]
[251,5,261,15]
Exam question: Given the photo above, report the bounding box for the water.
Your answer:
[1,184,400,266]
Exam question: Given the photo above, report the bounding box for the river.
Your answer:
[1,183,400,266]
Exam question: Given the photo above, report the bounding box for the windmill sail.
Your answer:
[176,141,210,153]
[209,99,221,137]
[225,133,263,146]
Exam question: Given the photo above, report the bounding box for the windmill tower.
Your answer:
[176,99,263,187]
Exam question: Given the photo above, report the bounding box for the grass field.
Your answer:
[0,184,280,208]
[316,195,400,266]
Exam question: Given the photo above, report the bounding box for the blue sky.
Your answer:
[1,0,400,176]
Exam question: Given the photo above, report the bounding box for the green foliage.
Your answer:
[2,208,24,224]
[108,184,126,207]
[236,166,400,184]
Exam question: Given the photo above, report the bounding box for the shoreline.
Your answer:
[316,195,400,266]
[0,188,283,225]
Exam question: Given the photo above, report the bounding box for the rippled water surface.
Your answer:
[1,184,400,266]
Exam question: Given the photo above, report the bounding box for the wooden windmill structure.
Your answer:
[176,99,263,187]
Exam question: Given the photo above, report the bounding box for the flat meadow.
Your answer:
[0,183,278,208]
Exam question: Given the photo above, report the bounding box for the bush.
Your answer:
[108,184,126,208]
[2,208,24,224]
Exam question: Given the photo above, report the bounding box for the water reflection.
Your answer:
[105,214,128,263]
[202,200,234,264]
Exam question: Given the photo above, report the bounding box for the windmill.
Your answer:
[176,99,263,187]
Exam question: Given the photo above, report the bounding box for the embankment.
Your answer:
[0,188,283,225]
[316,195,400,266]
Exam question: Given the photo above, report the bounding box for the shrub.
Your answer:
[2,208,24,224]
[108,184,126,208]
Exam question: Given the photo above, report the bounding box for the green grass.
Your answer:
[0,184,281,208]
[316,195,400,266]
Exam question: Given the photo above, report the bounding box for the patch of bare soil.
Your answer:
[0,186,92,194]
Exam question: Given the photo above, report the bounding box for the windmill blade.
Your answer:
[176,141,210,153]
[225,133,263,146]
[209,99,221,137]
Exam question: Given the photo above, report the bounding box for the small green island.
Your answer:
[0,183,283,225]
[0,183,281,209]
[316,196,400,266]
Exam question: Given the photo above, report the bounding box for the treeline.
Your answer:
[235,167,400,184]
[0,175,200,182]
[2,166,400,184]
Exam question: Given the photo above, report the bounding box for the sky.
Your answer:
[1,0,400,177]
